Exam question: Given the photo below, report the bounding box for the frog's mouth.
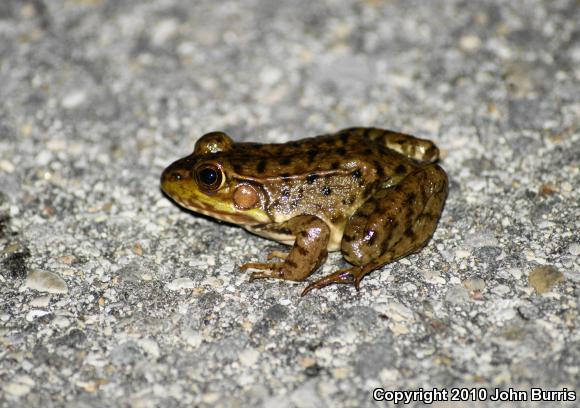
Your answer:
[161,165,270,226]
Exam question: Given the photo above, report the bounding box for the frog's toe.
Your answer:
[267,250,289,260]
[249,270,283,281]
[241,261,282,271]
[241,261,286,281]
[301,268,358,296]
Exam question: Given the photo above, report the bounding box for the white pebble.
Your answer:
[3,376,35,397]
[569,243,580,256]
[151,19,178,47]
[29,295,51,308]
[26,310,51,321]
[25,270,68,294]
[0,160,15,173]
[61,90,87,109]
[52,316,71,328]
[460,35,482,51]
[166,277,195,290]
[239,348,259,366]
[182,329,202,348]
[139,338,160,359]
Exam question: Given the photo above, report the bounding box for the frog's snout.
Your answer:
[161,162,191,193]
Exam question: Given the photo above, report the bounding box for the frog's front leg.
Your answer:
[241,215,329,282]
[302,163,448,295]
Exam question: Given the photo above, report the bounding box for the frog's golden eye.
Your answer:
[195,165,223,191]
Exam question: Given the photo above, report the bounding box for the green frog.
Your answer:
[161,127,448,295]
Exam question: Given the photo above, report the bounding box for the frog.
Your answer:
[160,127,448,295]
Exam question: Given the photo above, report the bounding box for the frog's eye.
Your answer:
[195,165,223,191]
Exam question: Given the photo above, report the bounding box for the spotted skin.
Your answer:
[160,127,448,295]
[302,164,448,295]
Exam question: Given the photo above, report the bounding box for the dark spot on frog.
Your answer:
[342,195,355,205]
[364,148,372,155]
[282,188,290,198]
[330,161,340,170]
[352,169,362,178]
[321,186,332,196]
[381,237,392,254]
[425,145,437,159]
[404,229,416,240]
[363,128,373,138]
[233,163,243,174]
[374,161,384,178]
[279,157,291,166]
[336,147,346,156]
[307,149,318,163]
[286,259,298,268]
[405,193,417,206]
[395,164,406,174]
[343,233,354,242]
[256,159,267,173]
[296,245,308,256]
[306,174,318,184]
[363,184,374,197]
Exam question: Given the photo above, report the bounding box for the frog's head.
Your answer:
[161,132,271,226]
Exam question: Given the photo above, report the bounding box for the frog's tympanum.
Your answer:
[161,128,448,295]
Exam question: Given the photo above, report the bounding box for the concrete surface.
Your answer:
[1,0,579,407]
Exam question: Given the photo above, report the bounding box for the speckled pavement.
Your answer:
[1,1,579,407]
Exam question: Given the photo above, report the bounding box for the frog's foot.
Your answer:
[301,264,376,296]
[240,215,330,284]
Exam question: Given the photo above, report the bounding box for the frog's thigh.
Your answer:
[342,164,448,268]
[242,215,330,282]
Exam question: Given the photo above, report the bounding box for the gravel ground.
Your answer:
[1,0,579,407]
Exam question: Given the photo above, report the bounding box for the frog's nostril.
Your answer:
[161,167,184,184]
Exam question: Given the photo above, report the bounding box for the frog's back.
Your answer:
[224,127,439,180]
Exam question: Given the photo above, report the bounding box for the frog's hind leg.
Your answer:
[302,164,448,295]
[241,215,330,283]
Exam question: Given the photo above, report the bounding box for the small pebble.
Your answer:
[182,329,202,348]
[529,265,564,294]
[29,295,51,307]
[138,338,160,359]
[61,90,87,109]
[239,348,260,366]
[445,285,470,305]
[25,270,68,294]
[166,277,195,290]
[463,278,486,291]
[52,316,71,328]
[3,376,35,397]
